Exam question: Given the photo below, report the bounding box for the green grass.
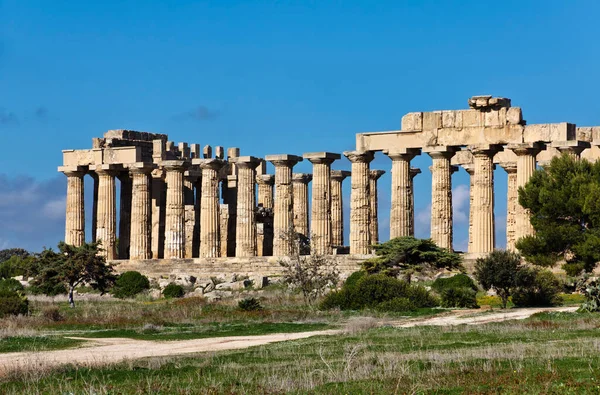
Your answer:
[3,312,600,394]
[0,336,84,353]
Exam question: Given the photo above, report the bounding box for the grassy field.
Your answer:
[1,311,599,393]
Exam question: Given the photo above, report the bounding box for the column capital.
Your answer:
[423,146,458,160]
[369,169,386,180]
[499,162,517,174]
[256,174,275,185]
[265,154,303,167]
[229,155,262,169]
[303,152,341,165]
[128,162,155,175]
[344,150,374,163]
[94,164,122,176]
[195,158,227,171]
[292,173,313,184]
[384,148,421,161]
[507,142,545,156]
[409,167,421,179]
[58,166,87,177]
[468,144,503,157]
[551,140,590,156]
[331,170,351,182]
[160,160,188,171]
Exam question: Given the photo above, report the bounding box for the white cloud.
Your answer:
[452,184,469,224]
[415,203,431,238]
[42,198,66,220]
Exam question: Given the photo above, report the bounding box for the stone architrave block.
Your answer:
[401,112,423,132]
[461,110,480,128]
[442,111,456,128]
[523,123,575,143]
[422,111,442,131]
[507,107,522,125]
[484,110,501,127]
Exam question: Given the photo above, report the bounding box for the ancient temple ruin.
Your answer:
[58,96,600,275]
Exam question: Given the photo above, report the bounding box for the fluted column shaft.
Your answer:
[130,167,152,260]
[369,170,385,245]
[183,173,198,258]
[96,168,118,259]
[462,165,475,253]
[257,175,275,209]
[63,170,85,246]
[387,153,415,239]
[164,163,186,259]
[292,174,312,240]
[501,163,518,251]
[471,147,497,254]
[330,171,349,247]
[232,157,261,257]
[510,146,539,243]
[199,160,226,258]
[427,150,455,250]
[256,174,275,257]
[409,168,421,236]
[344,151,374,255]
[118,173,132,259]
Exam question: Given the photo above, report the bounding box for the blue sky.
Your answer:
[1,0,599,252]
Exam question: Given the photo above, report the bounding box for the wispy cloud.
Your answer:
[452,184,469,224]
[174,105,220,121]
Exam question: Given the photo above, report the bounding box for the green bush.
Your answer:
[28,282,67,296]
[111,271,150,299]
[432,274,478,293]
[375,297,416,312]
[512,268,563,307]
[320,273,438,311]
[0,278,24,293]
[440,287,478,308]
[562,262,585,277]
[162,283,185,299]
[238,297,263,311]
[578,278,600,312]
[0,289,28,317]
[344,271,366,290]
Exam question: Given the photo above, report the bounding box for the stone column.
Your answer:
[409,168,421,236]
[256,174,275,257]
[266,155,302,256]
[500,162,518,251]
[184,171,199,258]
[230,156,261,257]
[424,147,457,250]
[304,152,341,255]
[129,164,153,260]
[91,172,98,242]
[60,166,86,246]
[344,151,374,255]
[292,173,312,240]
[95,165,119,259]
[257,174,275,209]
[195,158,226,258]
[330,171,350,247]
[385,149,419,239]
[508,143,543,244]
[151,169,166,259]
[192,174,202,258]
[469,145,501,254]
[162,161,187,259]
[118,172,132,259]
[551,141,590,160]
[462,164,475,253]
[369,170,385,245]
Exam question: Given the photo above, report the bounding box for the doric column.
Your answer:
[95,165,119,259]
[266,155,302,256]
[551,141,590,160]
[195,158,226,257]
[424,147,457,250]
[184,170,200,258]
[256,174,275,257]
[192,175,202,258]
[129,164,154,260]
[330,171,350,247]
[91,172,98,242]
[292,173,312,240]
[500,162,518,251]
[409,168,421,236]
[118,172,132,259]
[230,156,261,257]
[257,174,275,209]
[461,164,475,253]
[59,166,86,246]
[162,161,187,259]
[385,149,420,239]
[344,150,374,255]
[304,152,341,255]
[151,169,166,259]
[469,145,501,255]
[508,143,543,244]
[369,170,385,245]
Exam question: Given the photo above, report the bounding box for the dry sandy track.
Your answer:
[0,306,577,375]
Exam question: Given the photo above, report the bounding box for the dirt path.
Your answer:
[0,306,577,375]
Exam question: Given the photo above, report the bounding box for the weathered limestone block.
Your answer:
[344,150,374,255]
[551,140,590,159]
[304,152,341,255]
[266,154,302,256]
[330,171,349,247]
[523,123,576,143]
[401,112,423,132]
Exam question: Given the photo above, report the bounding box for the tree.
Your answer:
[516,154,600,273]
[474,250,522,308]
[29,242,116,307]
[362,237,462,282]
[0,248,30,264]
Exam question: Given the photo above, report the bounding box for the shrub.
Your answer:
[375,297,416,312]
[0,278,24,293]
[562,262,585,277]
[42,306,64,322]
[28,282,67,296]
[512,268,563,307]
[344,270,366,290]
[350,274,409,309]
[111,271,150,299]
[432,274,478,293]
[405,285,439,307]
[162,283,185,298]
[238,297,263,311]
[0,289,28,317]
[440,287,478,308]
[578,277,600,312]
